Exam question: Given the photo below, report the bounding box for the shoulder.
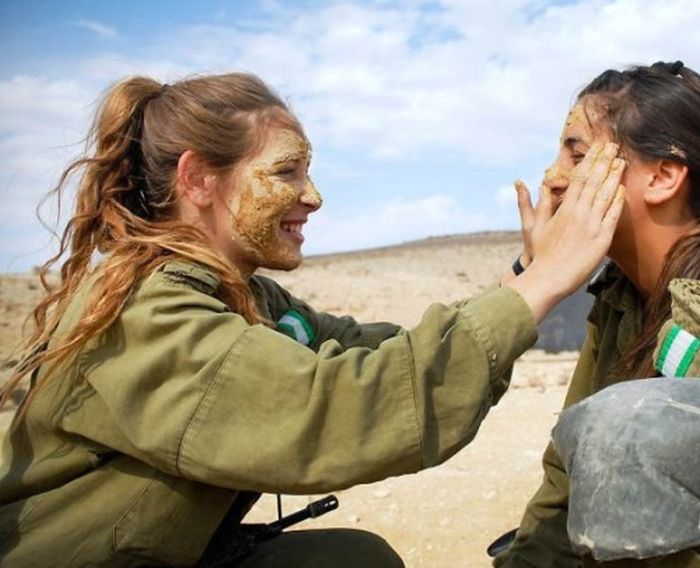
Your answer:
[654,278,700,377]
[249,274,297,319]
[250,274,293,304]
[669,278,700,334]
[121,260,232,323]
[154,260,221,296]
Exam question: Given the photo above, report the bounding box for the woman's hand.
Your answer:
[514,179,535,267]
[506,142,626,322]
[499,181,536,286]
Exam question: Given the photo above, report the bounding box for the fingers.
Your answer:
[600,185,626,236]
[535,184,553,224]
[564,142,604,202]
[577,143,620,208]
[515,179,534,228]
[590,158,626,219]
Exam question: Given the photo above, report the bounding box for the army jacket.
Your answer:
[495,265,700,568]
[0,261,537,567]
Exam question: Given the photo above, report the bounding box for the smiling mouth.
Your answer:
[280,221,305,243]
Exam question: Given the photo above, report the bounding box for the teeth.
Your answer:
[281,222,302,234]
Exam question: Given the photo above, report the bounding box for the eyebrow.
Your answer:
[563,136,588,149]
[271,154,305,166]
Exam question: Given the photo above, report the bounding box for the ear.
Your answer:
[175,150,219,209]
[644,159,690,205]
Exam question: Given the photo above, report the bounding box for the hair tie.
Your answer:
[668,60,684,75]
[652,60,684,76]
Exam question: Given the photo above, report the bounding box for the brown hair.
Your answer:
[2,72,299,410]
[579,62,700,378]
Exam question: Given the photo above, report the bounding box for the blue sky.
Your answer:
[1,0,699,272]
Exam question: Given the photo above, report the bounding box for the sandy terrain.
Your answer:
[0,231,583,567]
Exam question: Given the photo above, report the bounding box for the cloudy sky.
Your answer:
[1,0,699,272]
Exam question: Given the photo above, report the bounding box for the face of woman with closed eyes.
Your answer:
[542,102,606,210]
[541,98,677,259]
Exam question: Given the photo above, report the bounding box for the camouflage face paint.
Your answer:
[228,129,321,272]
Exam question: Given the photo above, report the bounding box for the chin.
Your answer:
[260,252,303,272]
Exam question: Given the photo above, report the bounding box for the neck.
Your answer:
[236,261,256,281]
[610,220,695,298]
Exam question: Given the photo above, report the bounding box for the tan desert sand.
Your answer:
[0,231,582,567]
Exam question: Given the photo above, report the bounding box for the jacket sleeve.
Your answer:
[253,275,403,350]
[60,271,537,495]
[494,320,600,568]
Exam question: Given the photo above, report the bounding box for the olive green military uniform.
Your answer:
[0,261,537,567]
[495,265,700,568]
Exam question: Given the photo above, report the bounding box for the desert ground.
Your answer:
[0,231,583,567]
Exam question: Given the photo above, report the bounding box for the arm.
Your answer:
[495,320,600,568]
[59,269,538,495]
[252,274,402,350]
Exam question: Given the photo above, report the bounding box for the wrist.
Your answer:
[512,255,527,276]
[505,261,568,323]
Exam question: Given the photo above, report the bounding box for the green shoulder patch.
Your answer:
[656,323,700,378]
[277,309,315,346]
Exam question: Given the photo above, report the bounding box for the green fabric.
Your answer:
[495,265,700,568]
[236,529,404,568]
[676,335,700,377]
[656,324,682,374]
[0,260,537,567]
[656,279,700,378]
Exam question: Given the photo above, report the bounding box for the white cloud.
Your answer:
[0,76,94,235]
[75,19,118,39]
[148,0,700,164]
[3,0,700,268]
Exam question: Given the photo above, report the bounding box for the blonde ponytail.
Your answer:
[2,73,293,411]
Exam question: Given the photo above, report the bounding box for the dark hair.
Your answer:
[579,62,700,378]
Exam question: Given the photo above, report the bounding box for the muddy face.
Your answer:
[543,104,598,192]
[226,128,322,274]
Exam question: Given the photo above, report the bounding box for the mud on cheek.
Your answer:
[234,176,298,253]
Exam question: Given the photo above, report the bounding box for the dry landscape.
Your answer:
[0,231,585,567]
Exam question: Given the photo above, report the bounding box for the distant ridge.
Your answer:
[305,231,522,262]
[304,230,593,353]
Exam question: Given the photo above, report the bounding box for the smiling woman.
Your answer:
[0,71,626,567]
[177,126,322,278]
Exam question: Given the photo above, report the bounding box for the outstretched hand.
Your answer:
[506,142,626,322]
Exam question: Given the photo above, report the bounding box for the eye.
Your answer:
[274,160,301,176]
[572,153,586,165]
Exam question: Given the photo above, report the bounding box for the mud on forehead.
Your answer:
[575,96,616,141]
[562,103,595,145]
[250,129,311,169]
[245,108,309,160]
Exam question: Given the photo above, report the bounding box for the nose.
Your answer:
[299,178,323,212]
[543,161,570,193]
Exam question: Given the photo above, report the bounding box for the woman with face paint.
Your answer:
[0,72,623,568]
[495,62,700,568]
